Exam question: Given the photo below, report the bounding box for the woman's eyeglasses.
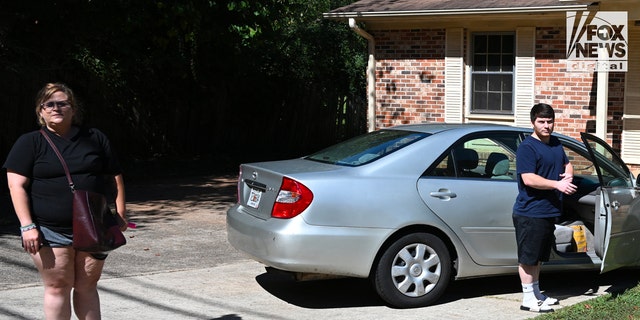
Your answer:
[41,101,71,111]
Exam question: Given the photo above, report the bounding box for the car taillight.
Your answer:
[271,177,313,219]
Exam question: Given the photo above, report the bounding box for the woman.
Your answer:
[3,83,128,319]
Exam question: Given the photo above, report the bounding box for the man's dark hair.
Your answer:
[530,103,555,122]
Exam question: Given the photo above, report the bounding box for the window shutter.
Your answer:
[622,26,640,164]
[514,27,535,128]
[445,28,464,123]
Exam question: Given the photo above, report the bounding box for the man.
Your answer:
[513,103,577,313]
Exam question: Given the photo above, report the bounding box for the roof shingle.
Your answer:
[327,0,585,14]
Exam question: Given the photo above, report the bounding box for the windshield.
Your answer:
[306,130,429,166]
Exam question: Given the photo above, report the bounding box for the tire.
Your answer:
[373,232,452,308]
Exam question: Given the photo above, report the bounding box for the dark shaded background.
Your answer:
[0,1,367,186]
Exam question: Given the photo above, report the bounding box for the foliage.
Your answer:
[536,285,640,320]
[0,0,367,166]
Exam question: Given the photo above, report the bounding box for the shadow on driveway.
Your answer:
[255,268,640,309]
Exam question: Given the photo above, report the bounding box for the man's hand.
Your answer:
[556,173,577,195]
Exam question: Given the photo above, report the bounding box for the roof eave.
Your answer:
[323,4,594,20]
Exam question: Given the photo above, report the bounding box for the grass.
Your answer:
[535,284,640,320]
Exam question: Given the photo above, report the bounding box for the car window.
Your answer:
[579,137,633,187]
[564,146,597,177]
[306,130,429,166]
[557,137,633,188]
[425,133,518,179]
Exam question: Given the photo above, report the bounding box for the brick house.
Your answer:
[324,0,640,173]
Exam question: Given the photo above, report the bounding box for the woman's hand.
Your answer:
[116,213,128,232]
[21,229,40,254]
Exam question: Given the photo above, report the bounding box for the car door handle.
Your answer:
[430,189,457,200]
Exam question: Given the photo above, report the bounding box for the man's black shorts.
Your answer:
[513,214,556,266]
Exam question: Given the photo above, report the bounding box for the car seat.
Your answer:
[554,221,594,253]
[485,152,512,179]
[491,159,512,180]
[554,225,575,253]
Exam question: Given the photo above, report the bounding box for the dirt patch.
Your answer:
[126,174,237,224]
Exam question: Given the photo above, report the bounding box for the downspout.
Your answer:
[349,18,376,132]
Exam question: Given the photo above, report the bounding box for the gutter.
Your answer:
[349,18,376,132]
[324,4,593,19]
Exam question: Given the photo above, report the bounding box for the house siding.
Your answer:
[371,26,625,154]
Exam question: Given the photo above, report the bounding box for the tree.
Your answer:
[0,0,367,167]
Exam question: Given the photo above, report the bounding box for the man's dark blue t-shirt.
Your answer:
[513,135,569,218]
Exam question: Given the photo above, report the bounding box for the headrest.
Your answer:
[453,148,478,170]
[492,159,510,176]
[485,152,509,175]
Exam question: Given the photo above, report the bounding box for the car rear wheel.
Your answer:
[373,232,452,308]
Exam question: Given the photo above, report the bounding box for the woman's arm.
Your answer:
[114,174,128,231]
[7,170,40,253]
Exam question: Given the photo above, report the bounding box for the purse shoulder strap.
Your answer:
[39,128,75,191]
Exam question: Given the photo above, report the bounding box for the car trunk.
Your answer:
[237,159,338,220]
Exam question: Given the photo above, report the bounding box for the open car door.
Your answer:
[581,133,640,273]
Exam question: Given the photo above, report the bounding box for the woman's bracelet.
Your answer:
[20,223,37,233]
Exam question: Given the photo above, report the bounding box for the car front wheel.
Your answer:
[373,232,452,308]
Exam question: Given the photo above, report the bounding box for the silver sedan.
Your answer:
[226,123,640,308]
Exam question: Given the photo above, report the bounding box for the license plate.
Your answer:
[247,188,262,208]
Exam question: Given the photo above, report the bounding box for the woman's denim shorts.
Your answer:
[39,225,108,260]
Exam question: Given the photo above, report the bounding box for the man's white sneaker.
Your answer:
[520,300,554,313]
[542,296,559,305]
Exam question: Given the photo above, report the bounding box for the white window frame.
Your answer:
[469,32,516,115]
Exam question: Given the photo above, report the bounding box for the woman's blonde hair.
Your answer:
[35,82,81,126]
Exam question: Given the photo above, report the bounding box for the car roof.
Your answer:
[384,123,585,149]
[384,123,529,135]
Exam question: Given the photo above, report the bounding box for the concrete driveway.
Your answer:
[1,174,639,319]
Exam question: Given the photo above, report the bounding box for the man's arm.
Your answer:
[521,162,576,195]
[563,161,574,176]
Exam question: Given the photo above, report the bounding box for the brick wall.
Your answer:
[373,29,446,128]
[370,27,625,154]
[534,27,624,151]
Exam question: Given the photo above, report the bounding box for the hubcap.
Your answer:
[391,243,441,297]
[409,264,423,277]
